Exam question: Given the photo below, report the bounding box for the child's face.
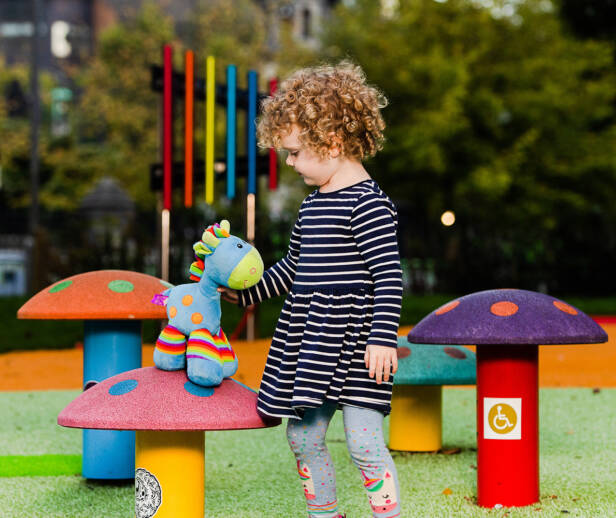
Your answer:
[280,126,338,188]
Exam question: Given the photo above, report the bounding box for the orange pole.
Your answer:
[184,50,194,208]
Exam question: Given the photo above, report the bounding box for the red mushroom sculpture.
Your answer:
[408,289,607,508]
[58,366,280,518]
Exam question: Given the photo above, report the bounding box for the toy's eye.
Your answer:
[237,243,243,248]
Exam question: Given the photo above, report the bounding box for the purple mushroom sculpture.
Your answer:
[408,288,607,508]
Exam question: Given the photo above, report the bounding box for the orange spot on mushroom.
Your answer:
[490,301,519,317]
[444,347,466,359]
[191,313,203,324]
[169,306,177,318]
[435,300,460,315]
[553,300,578,315]
[182,295,193,306]
[397,347,411,359]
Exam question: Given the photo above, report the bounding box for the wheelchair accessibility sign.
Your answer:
[483,398,521,440]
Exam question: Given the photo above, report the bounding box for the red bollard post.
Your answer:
[477,345,539,507]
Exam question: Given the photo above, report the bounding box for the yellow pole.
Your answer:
[389,385,442,452]
[135,430,205,518]
[205,56,215,205]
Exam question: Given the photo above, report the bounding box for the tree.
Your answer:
[320,0,616,294]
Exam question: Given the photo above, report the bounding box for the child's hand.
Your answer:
[217,286,239,305]
[365,345,398,384]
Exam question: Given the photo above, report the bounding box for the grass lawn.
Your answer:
[0,387,614,517]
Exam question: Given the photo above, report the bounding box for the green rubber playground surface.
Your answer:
[0,388,614,517]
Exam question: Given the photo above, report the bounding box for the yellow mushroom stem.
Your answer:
[136,430,204,517]
[389,385,442,452]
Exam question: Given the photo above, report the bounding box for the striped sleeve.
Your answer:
[238,216,301,307]
[350,192,403,348]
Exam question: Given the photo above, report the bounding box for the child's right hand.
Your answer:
[217,286,240,305]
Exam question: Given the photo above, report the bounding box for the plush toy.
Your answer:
[152,220,264,387]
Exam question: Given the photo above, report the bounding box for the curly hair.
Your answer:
[257,61,388,161]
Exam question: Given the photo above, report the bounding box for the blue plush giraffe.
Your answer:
[153,220,264,387]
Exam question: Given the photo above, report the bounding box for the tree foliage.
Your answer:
[321,0,616,294]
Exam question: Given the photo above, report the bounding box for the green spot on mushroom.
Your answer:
[108,280,134,293]
[49,280,72,293]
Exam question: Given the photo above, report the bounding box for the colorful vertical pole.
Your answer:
[268,78,278,191]
[184,50,194,208]
[226,65,237,200]
[246,70,258,341]
[247,70,258,196]
[205,56,215,205]
[163,45,173,211]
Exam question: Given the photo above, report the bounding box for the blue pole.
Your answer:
[247,70,258,195]
[226,65,237,200]
[82,320,141,479]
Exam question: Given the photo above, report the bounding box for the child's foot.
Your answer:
[186,329,224,386]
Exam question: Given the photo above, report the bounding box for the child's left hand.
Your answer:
[365,345,398,384]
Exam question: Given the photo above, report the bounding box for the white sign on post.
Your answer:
[483,397,522,440]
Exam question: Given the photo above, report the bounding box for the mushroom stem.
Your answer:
[83,320,142,479]
[477,345,539,507]
[136,430,205,518]
[390,385,442,452]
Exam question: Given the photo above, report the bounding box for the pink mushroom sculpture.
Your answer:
[408,289,607,508]
[58,367,280,518]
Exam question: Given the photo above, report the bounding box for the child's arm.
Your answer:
[236,216,302,308]
[351,192,403,383]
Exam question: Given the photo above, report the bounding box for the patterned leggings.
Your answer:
[287,403,401,518]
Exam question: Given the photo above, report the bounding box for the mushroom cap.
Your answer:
[409,289,608,346]
[18,270,169,320]
[394,337,476,385]
[58,367,281,431]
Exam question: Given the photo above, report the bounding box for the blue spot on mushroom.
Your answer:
[184,381,214,397]
[109,379,138,395]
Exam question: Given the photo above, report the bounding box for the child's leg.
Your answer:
[287,403,341,518]
[343,405,401,518]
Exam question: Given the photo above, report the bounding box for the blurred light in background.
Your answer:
[441,210,455,227]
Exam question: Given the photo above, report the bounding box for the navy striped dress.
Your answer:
[239,179,403,419]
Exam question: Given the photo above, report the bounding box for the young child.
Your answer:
[219,62,402,518]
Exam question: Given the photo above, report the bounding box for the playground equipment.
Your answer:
[149,44,279,340]
[389,337,476,452]
[17,270,168,479]
[408,288,608,508]
[58,366,280,518]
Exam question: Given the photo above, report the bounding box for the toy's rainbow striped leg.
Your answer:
[186,329,223,386]
[217,328,238,378]
[136,431,204,518]
[154,325,187,370]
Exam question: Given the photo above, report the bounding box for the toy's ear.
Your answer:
[220,220,230,233]
[193,240,213,257]
[202,231,220,249]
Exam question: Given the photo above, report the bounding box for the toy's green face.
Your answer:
[227,247,264,290]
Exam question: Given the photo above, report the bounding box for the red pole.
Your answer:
[163,44,173,211]
[268,78,278,191]
[184,50,194,208]
[476,345,539,507]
